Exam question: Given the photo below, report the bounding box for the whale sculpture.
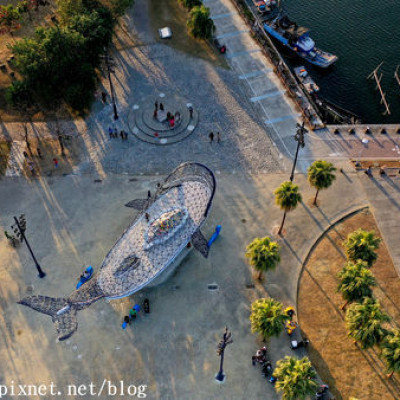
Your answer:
[18,163,216,341]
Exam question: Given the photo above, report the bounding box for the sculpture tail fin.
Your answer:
[18,295,78,341]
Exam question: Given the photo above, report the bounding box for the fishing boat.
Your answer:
[263,15,338,68]
[293,66,319,94]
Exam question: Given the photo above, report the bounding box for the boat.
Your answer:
[293,66,319,94]
[263,15,338,68]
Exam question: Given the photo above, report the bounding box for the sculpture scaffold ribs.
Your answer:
[18,163,216,341]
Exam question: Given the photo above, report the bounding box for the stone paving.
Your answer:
[127,93,199,145]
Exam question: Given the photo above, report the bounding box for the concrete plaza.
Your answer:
[1,0,400,398]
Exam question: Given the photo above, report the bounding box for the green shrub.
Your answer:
[187,5,214,39]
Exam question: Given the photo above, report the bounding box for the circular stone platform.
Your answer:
[127,93,199,145]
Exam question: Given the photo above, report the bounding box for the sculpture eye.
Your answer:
[115,256,140,277]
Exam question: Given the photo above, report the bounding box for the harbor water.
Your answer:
[281,0,400,124]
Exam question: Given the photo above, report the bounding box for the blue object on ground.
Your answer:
[76,266,94,289]
[207,225,222,247]
[134,304,141,312]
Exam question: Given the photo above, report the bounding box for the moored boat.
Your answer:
[293,66,319,94]
[264,15,338,68]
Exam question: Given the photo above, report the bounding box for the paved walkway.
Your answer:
[0,173,367,400]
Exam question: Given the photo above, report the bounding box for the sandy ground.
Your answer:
[299,209,400,400]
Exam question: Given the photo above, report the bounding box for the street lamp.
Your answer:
[215,327,233,382]
[289,121,308,182]
[12,215,46,278]
[102,52,119,121]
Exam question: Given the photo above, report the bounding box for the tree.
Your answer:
[180,0,202,9]
[245,237,280,280]
[337,260,376,310]
[274,356,318,400]
[274,181,302,236]
[344,228,381,267]
[0,5,21,40]
[381,329,400,379]
[250,298,289,341]
[345,297,390,349]
[187,5,215,39]
[307,160,336,206]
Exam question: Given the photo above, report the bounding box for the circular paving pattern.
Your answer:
[127,93,199,145]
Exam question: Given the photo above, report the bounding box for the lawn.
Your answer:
[298,209,400,400]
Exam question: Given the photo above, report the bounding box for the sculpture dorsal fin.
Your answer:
[192,229,209,258]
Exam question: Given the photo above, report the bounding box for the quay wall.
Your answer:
[227,0,325,129]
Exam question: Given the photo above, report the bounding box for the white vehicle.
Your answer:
[158,27,172,39]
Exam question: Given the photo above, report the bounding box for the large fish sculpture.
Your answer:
[18,163,216,341]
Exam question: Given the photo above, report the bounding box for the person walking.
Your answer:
[209,132,214,143]
[108,127,113,139]
[217,132,221,143]
[120,130,124,141]
[188,106,193,119]
[37,147,42,159]
[159,103,164,111]
[53,158,58,168]
[155,100,158,111]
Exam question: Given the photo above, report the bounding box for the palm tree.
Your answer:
[345,297,390,349]
[250,298,289,341]
[245,237,281,280]
[381,329,400,379]
[187,5,215,39]
[307,160,336,206]
[344,228,382,267]
[274,356,318,400]
[337,260,376,310]
[275,181,302,236]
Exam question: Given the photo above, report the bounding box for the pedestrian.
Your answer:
[147,190,151,198]
[108,127,113,138]
[145,212,150,222]
[37,147,42,158]
[53,158,58,168]
[217,132,221,143]
[209,132,214,143]
[159,103,164,111]
[365,166,372,177]
[175,111,181,122]
[129,308,137,320]
[122,315,130,329]
[28,163,35,176]
[155,100,158,111]
[120,130,124,141]
[188,106,193,119]
[379,166,386,176]
[101,91,107,103]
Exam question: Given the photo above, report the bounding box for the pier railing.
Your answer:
[227,0,325,129]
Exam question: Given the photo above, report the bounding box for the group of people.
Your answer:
[122,304,141,329]
[108,127,128,140]
[153,100,181,128]
[209,131,221,143]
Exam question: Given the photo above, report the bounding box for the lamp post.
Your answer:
[12,215,46,278]
[215,327,233,382]
[289,121,308,182]
[103,52,119,121]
